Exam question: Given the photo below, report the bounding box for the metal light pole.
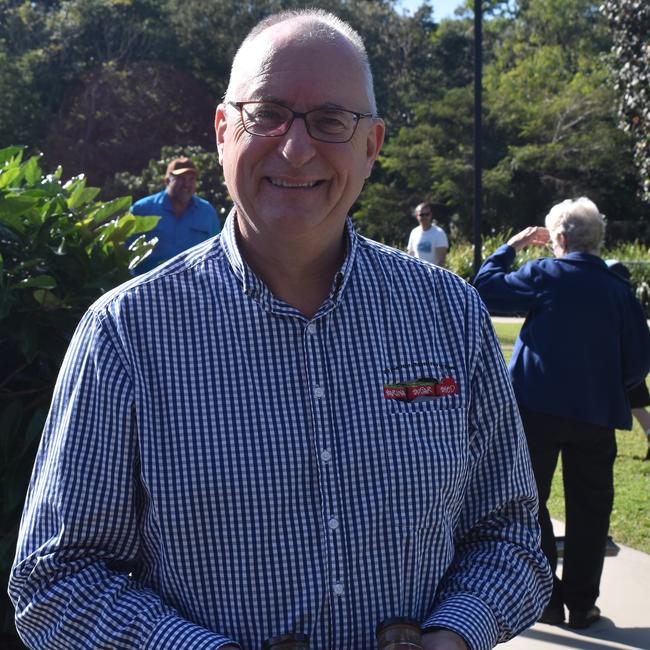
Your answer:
[473,0,483,277]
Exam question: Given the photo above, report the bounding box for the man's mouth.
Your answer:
[268,177,321,189]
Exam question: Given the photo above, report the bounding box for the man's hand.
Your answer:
[507,226,550,252]
[422,628,470,650]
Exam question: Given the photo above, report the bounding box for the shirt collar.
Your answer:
[561,251,606,267]
[219,207,358,318]
[162,190,197,213]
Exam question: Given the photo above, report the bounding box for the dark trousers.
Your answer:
[520,407,616,612]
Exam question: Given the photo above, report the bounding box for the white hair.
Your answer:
[545,197,606,254]
[224,9,377,115]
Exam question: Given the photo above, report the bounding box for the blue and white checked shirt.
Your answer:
[10,211,551,650]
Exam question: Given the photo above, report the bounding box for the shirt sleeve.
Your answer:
[9,309,239,650]
[473,245,542,314]
[407,229,415,255]
[422,299,552,650]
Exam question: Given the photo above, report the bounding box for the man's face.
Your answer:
[165,172,197,204]
[415,206,433,230]
[215,27,385,243]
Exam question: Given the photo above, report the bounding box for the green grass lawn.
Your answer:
[493,319,650,554]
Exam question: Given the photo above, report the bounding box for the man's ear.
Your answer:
[364,118,385,179]
[215,104,227,165]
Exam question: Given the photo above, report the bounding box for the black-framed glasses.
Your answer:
[228,101,373,143]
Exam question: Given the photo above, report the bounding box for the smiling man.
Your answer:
[10,10,551,650]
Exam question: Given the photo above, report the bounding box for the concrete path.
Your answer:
[505,521,650,650]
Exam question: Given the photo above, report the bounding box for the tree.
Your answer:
[45,63,217,188]
[482,0,645,234]
[355,12,497,244]
[602,0,650,203]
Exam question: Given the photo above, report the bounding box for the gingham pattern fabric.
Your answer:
[10,211,551,650]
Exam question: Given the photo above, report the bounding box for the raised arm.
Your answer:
[473,227,550,314]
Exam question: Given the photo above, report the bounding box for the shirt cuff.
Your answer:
[422,593,500,650]
[145,614,240,649]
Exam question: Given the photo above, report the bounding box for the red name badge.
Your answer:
[384,385,407,400]
[435,377,459,396]
[406,383,437,401]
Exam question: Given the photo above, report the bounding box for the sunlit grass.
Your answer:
[493,318,650,553]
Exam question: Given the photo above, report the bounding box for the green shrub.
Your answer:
[0,146,156,645]
[606,241,650,315]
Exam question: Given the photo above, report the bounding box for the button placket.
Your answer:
[303,318,347,608]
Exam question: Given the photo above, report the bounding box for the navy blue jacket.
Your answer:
[474,245,650,429]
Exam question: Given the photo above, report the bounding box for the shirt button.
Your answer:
[321,449,332,463]
[307,323,317,335]
[328,517,339,530]
[314,386,325,399]
[333,582,344,596]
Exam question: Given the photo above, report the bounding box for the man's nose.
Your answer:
[279,117,317,167]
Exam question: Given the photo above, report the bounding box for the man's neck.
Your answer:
[235,217,346,319]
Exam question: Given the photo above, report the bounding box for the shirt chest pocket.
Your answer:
[382,406,469,530]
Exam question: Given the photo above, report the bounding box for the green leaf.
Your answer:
[128,214,159,236]
[88,196,133,225]
[0,211,26,234]
[15,275,57,290]
[0,146,24,166]
[67,182,101,209]
[33,289,65,310]
[0,167,23,190]
[23,155,42,185]
[18,188,50,199]
[0,195,39,220]
[128,248,154,271]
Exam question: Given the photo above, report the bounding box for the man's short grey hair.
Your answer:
[225,9,377,115]
[545,197,606,254]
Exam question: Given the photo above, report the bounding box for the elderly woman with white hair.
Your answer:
[474,197,650,630]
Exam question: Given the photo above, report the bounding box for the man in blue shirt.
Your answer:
[10,10,551,650]
[131,156,221,274]
[474,197,650,630]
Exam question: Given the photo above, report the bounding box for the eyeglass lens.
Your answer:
[240,102,360,142]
